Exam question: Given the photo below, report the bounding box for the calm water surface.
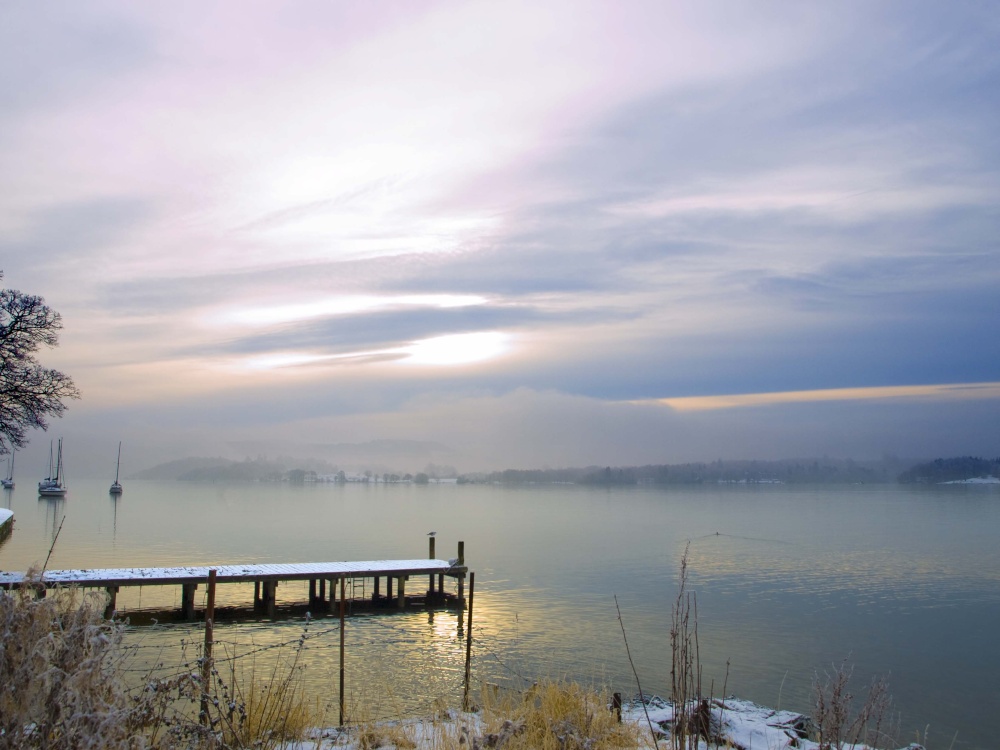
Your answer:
[2,480,998,748]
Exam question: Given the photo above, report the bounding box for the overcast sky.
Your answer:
[3,1,999,475]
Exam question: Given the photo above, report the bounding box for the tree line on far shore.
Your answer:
[127,454,1000,486]
[465,455,1000,486]
[897,456,1000,484]
[464,457,906,486]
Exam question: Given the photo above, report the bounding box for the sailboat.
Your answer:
[38,439,67,497]
[110,442,123,495]
[2,451,13,489]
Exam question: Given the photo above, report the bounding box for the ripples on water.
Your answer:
[2,481,998,748]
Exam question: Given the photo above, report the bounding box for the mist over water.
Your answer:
[2,480,997,749]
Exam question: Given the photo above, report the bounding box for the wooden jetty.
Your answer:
[0,538,469,621]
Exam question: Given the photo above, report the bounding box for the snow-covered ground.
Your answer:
[290,696,923,750]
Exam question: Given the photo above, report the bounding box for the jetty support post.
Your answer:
[372,575,380,603]
[104,586,118,619]
[428,535,436,599]
[457,540,466,611]
[254,581,261,611]
[396,576,406,609]
[261,580,277,618]
[462,571,475,711]
[182,583,198,621]
[319,578,327,611]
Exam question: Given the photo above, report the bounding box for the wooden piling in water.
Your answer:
[462,571,475,710]
[339,577,346,727]
[456,541,466,611]
[182,583,198,621]
[261,580,277,618]
[428,536,436,598]
[104,586,118,619]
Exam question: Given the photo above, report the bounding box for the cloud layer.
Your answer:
[3,1,998,473]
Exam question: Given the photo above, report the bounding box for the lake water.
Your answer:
[2,480,998,748]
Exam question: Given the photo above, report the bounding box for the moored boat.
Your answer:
[1,451,13,489]
[38,439,67,497]
[110,441,123,495]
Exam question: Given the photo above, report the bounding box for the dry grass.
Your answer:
[667,543,708,750]
[813,660,897,750]
[0,577,321,750]
[352,722,420,750]
[471,680,641,750]
[207,643,322,750]
[0,577,140,750]
[339,679,441,750]
[337,681,640,750]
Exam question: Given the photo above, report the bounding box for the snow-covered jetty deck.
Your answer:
[0,508,12,542]
[0,539,469,620]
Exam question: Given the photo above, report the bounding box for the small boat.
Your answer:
[38,439,67,497]
[1,451,13,489]
[110,442,123,495]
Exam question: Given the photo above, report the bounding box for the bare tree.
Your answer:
[0,272,80,455]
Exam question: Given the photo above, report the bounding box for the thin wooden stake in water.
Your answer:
[615,594,657,745]
[200,569,217,725]
[462,571,475,711]
[42,515,65,573]
[339,576,346,727]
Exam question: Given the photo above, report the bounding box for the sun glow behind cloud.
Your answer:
[401,331,509,366]
[236,331,510,372]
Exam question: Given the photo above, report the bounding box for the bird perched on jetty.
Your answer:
[427,531,436,536]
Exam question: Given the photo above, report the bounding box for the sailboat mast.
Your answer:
[110,441,123,495]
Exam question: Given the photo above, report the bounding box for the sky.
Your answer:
[2,1,999,476]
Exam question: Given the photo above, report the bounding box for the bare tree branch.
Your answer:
[0,271,80,454]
